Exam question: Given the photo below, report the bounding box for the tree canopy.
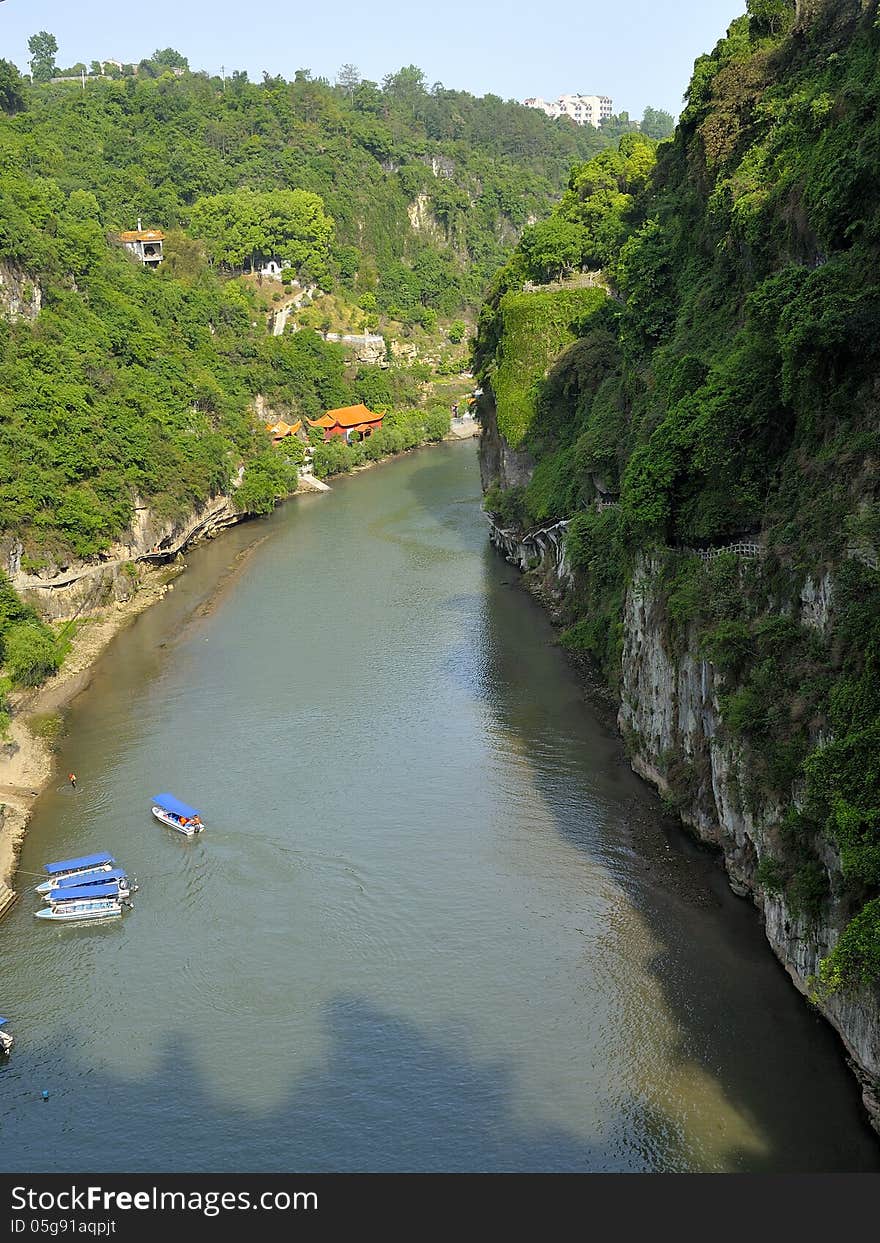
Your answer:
[189,189,335,275]
[27,31,58,82]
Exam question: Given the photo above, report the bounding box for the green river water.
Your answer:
[1,440,877,1171]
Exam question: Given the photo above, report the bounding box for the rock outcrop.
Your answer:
[6,491,247,622]
[477,386,535,494]
[0,262,42,323]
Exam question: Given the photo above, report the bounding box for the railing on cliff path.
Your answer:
[490,504,880,582]
[488,516,573,584]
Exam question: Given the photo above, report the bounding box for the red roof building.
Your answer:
[307,404,384,442]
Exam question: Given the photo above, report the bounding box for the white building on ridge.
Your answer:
[523,94,613,128]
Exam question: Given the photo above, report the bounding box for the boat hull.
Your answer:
[34,902,123,923]
[151,806,204,835]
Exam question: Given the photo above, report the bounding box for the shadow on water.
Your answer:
[1,996,716,1173]
[403,445,880,1170]
[479,551,880,1169]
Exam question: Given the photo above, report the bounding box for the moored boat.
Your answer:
[0,1017,13,1055]
[41,877,135,904]
[36,852,115,894]
[34,896,125,923]
[41,867,137,901]
[151,793,204,836]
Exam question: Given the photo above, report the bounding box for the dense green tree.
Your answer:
[640,106,675,140]
[150,48,189,71]
[189,189,335,274]
[0,59,25,114]
[3,622,61,686]
[27,30,58,82]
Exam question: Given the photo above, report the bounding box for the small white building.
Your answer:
[119,218,164,268]
[523,93,613,128]
[257,258,292,280]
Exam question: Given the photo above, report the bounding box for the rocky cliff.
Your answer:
[4,489,247,622]
[473,0,880,1132]
[484,500,880,1130]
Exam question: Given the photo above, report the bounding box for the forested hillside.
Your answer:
[1,59,620,312]
[476,0,880,1036]
[0,47,654,689]
[0,51,639,559]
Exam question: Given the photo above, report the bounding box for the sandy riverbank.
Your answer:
[0,566,184,888]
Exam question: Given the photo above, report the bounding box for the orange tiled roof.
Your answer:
[265,418,303,439]
[308,403,382,429]
[119,229,165,242]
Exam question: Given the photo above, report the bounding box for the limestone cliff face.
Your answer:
[619,557,880,1127]
[4,490,247,621]
[482,464,880,1128]
[0,261,42,323]
[477,385,535,495]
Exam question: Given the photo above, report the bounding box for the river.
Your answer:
[1,440,877,1172]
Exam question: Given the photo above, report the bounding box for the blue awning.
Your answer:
[152,793,201,818]
[51,882,120,902]
[44,852,114,876]
[55,868,126,888]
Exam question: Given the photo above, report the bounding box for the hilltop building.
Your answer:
[523,94,613,127]
[119,218,164,268]
[258,258,292,281]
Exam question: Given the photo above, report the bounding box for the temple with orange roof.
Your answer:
[307,404,384,443]
[264,418,303,444]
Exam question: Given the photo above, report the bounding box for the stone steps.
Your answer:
[0,883,19,922]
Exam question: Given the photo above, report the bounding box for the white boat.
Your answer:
[34,896,126,923]
[36,851,115,894]
[41,875,136,904]
[151,793,204,836]
[0,1017,13,1055]
[40,868,137,901]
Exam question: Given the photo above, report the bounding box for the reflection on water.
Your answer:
[0,443,877,1172]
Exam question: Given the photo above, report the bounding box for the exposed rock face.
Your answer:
[407,192,445,244]
[482,464,880,1130]
[477,385,535,494]
[389,339,420,362]
[354,336,387,366]
[618,557,880,1129]
[0,262,42,323]
[7,492,247,621]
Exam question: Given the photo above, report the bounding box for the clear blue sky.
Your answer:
[1,0,746,118]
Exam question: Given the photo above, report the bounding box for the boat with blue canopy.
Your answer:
[34,896,125,923]
[0,1017,12,1055]
[151,793,204,836]
[41,852,115,881]
[42,875,136,903]
[36,862,126,895]
[47,880,125,903]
